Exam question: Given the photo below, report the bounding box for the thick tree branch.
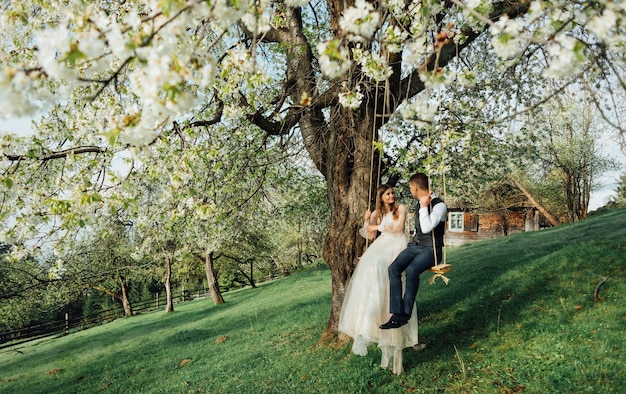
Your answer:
[4,146,109,162]
[246,105,303,136]
[185,98,225,129]
[510,176,561,227]
[242,6,328,172]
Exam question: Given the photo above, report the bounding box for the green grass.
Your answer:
[1,208,625,393]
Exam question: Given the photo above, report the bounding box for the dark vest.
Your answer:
[412,197,445,248]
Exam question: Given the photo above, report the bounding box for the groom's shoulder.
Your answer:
[432,197,446,206]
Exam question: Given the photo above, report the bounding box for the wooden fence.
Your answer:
[0,287,210,350]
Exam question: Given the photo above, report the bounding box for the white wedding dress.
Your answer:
[338,207,419,374]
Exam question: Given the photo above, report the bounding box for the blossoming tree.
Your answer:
[1,0,625,338]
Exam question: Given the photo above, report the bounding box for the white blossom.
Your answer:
[354,50,392,82]
[241,3,272,35]
[9,245,28,261]
[588,9,617,43]
[316,40,352,79]
[466,0,484,9]
[213,0,248,28]
[199,60,217,89]
[107,22,133,59]
[76,30,107,59]
[338,85,364,109]
[525,0,544,23]
[490,15,525,59]
[126,12,142,29]
[402,37,430,69]
[339,0,381,42]
[284,0,310,8]
[455,69,476,87]
[491,34,523,59]
[119,125,161,147]
[543,34,585,78]
[553,7,573,22]
[398,96,437,126]
[384,26,409,53]
[224,104,246,123]
[35,26,77,81]
[385,0,406,15]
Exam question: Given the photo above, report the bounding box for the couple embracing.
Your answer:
[338,172,447,375]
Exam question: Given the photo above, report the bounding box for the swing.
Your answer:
[425,161,451,285]
[365,71,452,286]
[424,77,452,286]
[424,173,451,285]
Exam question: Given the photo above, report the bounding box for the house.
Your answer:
[444,207,551,247]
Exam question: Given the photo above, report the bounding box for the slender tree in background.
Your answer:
[532,95,619,221]
[616,172,626,201]
[59,218,138,316]
[2,1,626,338]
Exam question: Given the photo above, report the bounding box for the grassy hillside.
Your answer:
[1,208,625,393]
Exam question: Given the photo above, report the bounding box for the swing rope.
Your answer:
[425,21,460,285]
[365,44,398,246]
[425,102,451,285]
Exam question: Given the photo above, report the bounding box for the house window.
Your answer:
[449,212,464,232]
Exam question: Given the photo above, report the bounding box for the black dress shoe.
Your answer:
[379,318,408,329]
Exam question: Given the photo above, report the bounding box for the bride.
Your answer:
[338,184,419,375]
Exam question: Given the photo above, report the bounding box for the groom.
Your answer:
[380,172,447,329]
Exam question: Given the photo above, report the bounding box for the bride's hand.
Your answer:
[364,210,372,221]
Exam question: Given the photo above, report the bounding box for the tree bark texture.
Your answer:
[205,250,225,305]
[119,276,133,317]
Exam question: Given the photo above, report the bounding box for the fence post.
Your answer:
[65,313,69,334]
[156,292,159,309]
[181,286,185,302]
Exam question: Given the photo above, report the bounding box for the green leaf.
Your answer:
[103,128,121,146]
[64,43,87,67]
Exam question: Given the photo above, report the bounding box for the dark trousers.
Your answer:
[388,243,441,319]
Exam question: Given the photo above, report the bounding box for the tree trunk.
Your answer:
[511,177,561,227]
[118,276,133,317]
[205,250,225,305]
[297,220,303,266]
[498,212,509,236]
[319,110,375,341]
[238,262,256,288]
[578,160,591,220]
[249,260,256,288]
[165,254,174,312]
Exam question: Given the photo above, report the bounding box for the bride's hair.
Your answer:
[375,184,398,223]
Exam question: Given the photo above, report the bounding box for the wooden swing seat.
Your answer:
[427,263,451,274]
[427,263,451,285]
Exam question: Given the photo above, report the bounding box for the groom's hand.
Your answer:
[419,194,432,208]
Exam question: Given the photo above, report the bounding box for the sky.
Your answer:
[1,116,624,211]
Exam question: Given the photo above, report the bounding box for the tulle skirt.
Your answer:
[338,232,419,367]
